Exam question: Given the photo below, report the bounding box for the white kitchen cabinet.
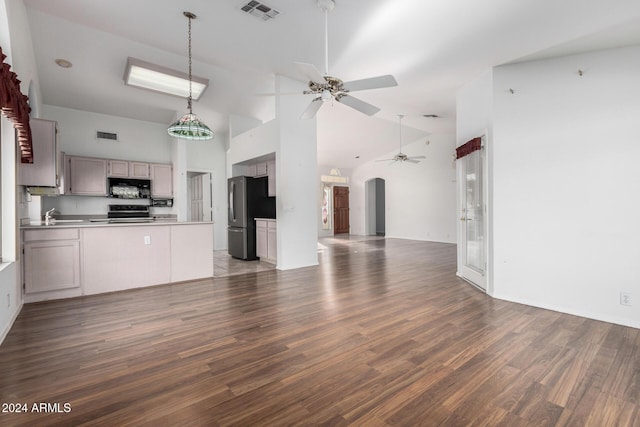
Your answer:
[255,162,268,177]
[151,163,173,198]
[267,160,276,197]
[108,159,129,177]
[267,221,277,261]
[23,228,81,301]
[82,225,171,295]
[130,162,150,178]
[256,226,268,259]
[256,219,276,263]
[19,118,59,187]
[247,164,257,177]
[108,160,150,178]
[170,224,214,282]
[67,156,108,196]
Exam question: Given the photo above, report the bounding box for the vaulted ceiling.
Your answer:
[23,0,640,168]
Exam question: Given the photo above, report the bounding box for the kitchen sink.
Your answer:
[29,219,85,225]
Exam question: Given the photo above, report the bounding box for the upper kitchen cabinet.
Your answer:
[246,160,276,197]
[66,155,108,196]
[267,160,275,197]
[108,160,150,178]
[130,162,150,178]
[150,163,173,198]
[19,118,60,188]
[107,159,128,177]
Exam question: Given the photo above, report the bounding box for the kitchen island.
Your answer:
[21,220,214,303]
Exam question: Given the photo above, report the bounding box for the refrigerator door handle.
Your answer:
[230,181,235,222]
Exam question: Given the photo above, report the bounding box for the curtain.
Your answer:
[456,137,482,160]
[0,46,32,163]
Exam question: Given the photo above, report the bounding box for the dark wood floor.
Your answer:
[1,236,638,426]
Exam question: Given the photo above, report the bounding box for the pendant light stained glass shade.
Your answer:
[168,11,214,141]
[168,113,214,140]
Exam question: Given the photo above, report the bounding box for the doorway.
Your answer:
[365,178,386,236]
[187,172,212,222]
[457,136,487,290]
[333,186,350,234]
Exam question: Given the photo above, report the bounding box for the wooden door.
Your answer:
[333,186,350,234]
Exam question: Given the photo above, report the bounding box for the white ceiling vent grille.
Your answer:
[240,1,280,20]
[96,131,119,141]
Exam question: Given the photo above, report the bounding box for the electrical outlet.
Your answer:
[620,292,632,306]
[144,235,151,245]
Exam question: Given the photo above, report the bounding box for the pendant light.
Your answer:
[168,11,214,140]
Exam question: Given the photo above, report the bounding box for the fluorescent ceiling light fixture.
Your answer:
[123,57,209,100]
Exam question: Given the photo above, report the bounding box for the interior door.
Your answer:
[333,186,350,234]
[188,173,212,222]
[458,144,486,289]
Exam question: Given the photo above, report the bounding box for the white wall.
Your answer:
[227,118,278,171]
[275,76,318,269]
[350,134,457,243]
[42,105,172,162]
[490,46,640,328]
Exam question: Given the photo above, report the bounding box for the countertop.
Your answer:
[21,219,213,229]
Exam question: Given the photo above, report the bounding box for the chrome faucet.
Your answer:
[44,208,57,224]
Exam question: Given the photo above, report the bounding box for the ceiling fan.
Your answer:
[297,0,398,119]
[376,115,427,164]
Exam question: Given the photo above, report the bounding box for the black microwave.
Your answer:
[108,178,151,199]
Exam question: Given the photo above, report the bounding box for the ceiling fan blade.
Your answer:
[375,158,395,162]
[294,62,326,84]
[405,159,421,164]
[342,75,398,92]
[408,156,426,160]
[300,97,323,119]
[336,94,380,116]
[254,92,301,97]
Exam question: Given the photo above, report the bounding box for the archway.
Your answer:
[365,178,385,236]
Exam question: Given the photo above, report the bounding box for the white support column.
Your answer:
[274,75,319,270]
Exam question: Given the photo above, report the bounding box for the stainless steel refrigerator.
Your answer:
[228,176,275,260]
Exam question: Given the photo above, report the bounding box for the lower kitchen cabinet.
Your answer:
[22,222,214,302]
[256,219,276,264]
[81,223,213,295]
[23,228,81,302]
[82,226,172,295]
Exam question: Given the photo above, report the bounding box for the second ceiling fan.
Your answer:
[297,0,398,119]
[376,115,427,164]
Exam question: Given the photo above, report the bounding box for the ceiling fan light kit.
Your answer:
[167,11,214,141]
[296,0,397,119]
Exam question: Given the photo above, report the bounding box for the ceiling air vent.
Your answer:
[96,131,119,141]
[240,0,280,20]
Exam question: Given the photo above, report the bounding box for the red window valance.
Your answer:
[456,137,482,160]
[0,46,32,163]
